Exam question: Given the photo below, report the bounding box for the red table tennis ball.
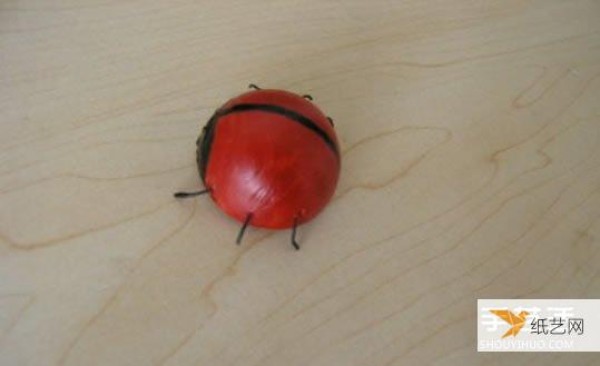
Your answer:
[176,85,341,249]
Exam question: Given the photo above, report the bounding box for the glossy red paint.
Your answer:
[199,89,340,229]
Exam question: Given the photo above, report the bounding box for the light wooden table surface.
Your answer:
[2,1,600,365]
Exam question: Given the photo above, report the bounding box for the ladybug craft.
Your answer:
[174,84,341,250]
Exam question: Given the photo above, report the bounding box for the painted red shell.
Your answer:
[196,88,340,229]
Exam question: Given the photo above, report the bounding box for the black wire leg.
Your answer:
[291,217,300,250]
[236,213,253,245]
[174,189,211,198]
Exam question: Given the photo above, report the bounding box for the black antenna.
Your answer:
[236,213,253,245]
[326,117,334,127]
[248,83,261,90]
[291,217,300,250]
[173,189,211,199]
[302,94,313,101]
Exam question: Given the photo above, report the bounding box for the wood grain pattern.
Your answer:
[1,1,600,365]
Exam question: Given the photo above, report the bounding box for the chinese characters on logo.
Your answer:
[530,317,584,335]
